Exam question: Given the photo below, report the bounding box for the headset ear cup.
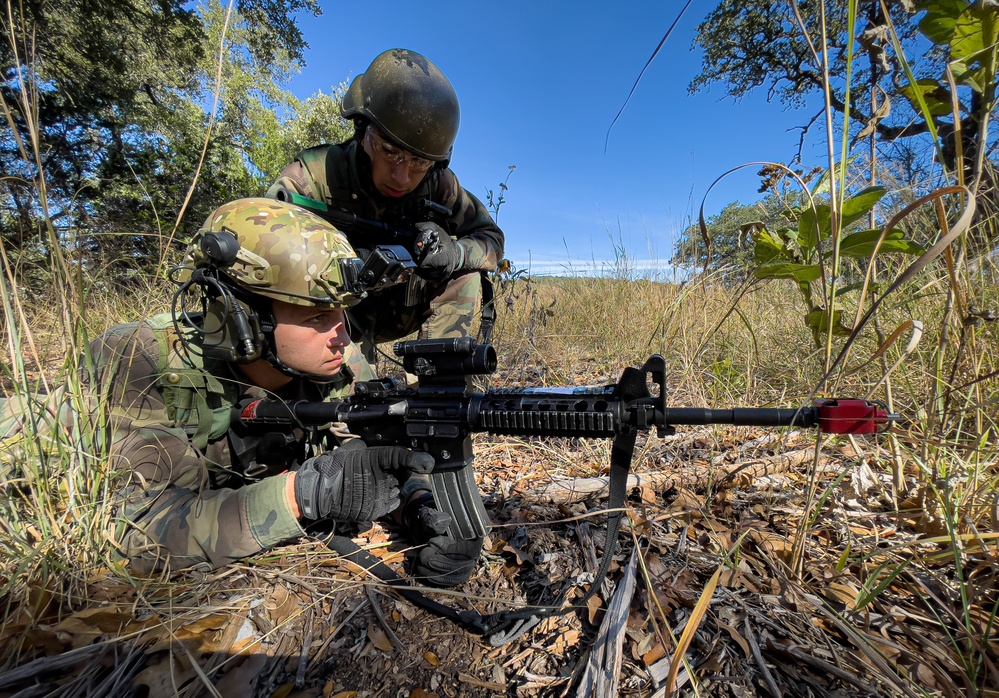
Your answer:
[201,296,266,363]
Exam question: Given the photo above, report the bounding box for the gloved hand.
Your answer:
[413,221,465,281]
[407,534,484,588]
[294,441,434,522]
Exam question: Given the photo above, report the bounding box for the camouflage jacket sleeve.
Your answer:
[433,169,506,273]
[91,323,305,575]
[265,161,315,201]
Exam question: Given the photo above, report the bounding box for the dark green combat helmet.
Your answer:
[172,198,363,374]
[342,49,460,162]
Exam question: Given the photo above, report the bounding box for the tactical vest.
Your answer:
[144,314,350,475]
[296,143,450,225]
[144,313,240,452]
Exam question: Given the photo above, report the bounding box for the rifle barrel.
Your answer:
[661,407,819,428]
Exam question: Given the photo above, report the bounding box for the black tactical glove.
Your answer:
[407,534,484,588]
[295,442,434,522]
[413,221,465,281]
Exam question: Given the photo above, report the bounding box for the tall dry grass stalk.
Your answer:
[0,2,997,692]
[0,25,174,638]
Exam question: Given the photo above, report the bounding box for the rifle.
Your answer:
[272,186,450,248]
[233,338,897,643]
[237,338,895,539]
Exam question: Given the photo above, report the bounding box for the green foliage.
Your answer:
[900,1,999,146]
[256,86,355,181]
[918,0,999,91]
[747,180,924,346]
[691,0,999,191]
[691,2,922,134]
[0,0,324,284]
[672,197,796,276]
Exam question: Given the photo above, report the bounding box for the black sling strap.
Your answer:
[478,271,497,345]
[326,425,636,646]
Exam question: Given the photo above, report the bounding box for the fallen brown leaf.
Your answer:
[265,585,300,627]
[133,650,196,698]
[642,642,666,666]
[586,593,602,624]
[367,620,395,653]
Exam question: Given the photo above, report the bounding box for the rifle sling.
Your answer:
[479,271,496,344]
[325,428,636,647]
[323,535,492,635]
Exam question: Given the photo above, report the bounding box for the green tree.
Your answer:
[1,0,322,281]
[672,199,784,277]
[255,85,355,181]
[691,2,922,147]
[690,1,997,180]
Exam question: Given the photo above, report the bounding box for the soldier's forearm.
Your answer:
[457,235,504,271]
[286,472,302,519]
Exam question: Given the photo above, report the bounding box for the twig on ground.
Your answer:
[365,586,402,652]
[745,617,781,697]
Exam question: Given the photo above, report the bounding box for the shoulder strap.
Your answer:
[297,144,355,209]
[146,314,237,450]
[297,146,333,202]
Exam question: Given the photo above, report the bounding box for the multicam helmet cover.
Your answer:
[186,197,363,308]
[172,198,365,367]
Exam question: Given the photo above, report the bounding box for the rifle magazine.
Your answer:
[429,462,491,540]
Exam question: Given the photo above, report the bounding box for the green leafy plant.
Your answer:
[901,0,999,142]
[750,179,924,346]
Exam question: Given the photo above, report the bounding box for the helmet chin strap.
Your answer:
[263,347,354,386]
[258,307,354,387]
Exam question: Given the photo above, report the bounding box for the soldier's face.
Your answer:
[363,126,432,198]
[270,300,350,377]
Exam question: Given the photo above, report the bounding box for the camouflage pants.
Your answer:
[343,271,482,380]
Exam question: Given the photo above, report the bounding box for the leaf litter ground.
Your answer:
[0,409,995,696]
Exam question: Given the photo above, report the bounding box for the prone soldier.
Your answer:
[91,198,481,585]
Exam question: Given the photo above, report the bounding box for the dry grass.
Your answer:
[0,247,997,694]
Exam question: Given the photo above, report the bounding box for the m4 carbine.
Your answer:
[234,338,896,543]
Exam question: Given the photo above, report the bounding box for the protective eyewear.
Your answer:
[366,126,435,173]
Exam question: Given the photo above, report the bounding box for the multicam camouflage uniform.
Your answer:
[91,317,348,575]
[93,198,359,575]
[266,140,505,373]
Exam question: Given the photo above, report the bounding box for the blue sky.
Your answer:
[288,1,825,276]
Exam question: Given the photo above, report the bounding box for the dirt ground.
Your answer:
[0,426,989,697]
